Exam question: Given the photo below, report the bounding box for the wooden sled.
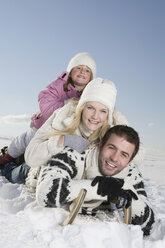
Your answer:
[62,189,132,226]
[61,189,87,226]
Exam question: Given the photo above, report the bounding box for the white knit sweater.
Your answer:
[35,146,155,236]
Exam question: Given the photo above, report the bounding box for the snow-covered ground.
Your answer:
[0,138,165,248]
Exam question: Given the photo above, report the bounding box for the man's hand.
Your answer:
[115,189,138,208]
[91,176,124,197]
[91,176,138,208]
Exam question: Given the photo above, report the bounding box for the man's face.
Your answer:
[98,133,135,176]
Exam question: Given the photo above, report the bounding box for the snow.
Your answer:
[0,138,165,248]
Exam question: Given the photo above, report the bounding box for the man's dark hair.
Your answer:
[101,125,140,161]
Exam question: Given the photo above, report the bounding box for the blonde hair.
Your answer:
[49,99,110,144]
[63,67,93,93]
[47,100,82,139]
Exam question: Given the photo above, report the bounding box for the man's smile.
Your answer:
[105,160,117,169]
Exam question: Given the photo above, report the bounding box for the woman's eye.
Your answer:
[87,106,93,109]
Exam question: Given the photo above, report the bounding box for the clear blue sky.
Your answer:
[0,0,164,154]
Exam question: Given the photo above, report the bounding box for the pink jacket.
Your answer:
[31,71,80,129]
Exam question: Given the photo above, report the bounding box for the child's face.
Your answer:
[70,65,92,90]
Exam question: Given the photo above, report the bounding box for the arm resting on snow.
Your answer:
[121,165,155,236]
[36,147,106,208]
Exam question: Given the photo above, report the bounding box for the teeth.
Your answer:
[89,121,98,124]
[107,161,116,168]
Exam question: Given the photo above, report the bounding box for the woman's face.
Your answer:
[82,102,109,131]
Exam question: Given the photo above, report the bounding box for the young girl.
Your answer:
[0,52,96,165]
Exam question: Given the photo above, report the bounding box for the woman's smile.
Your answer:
[82,102,109,131]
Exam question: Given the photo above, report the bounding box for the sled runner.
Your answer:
[124,204,132,224]
[62,188,87,226]
[62,189,132,226]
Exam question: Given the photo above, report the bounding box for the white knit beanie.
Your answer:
[76,78,117,125]
[66,52,96,78]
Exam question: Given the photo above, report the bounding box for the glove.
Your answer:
[114,190,138,209]
[91,176,124,197]
[113,196,127,209]
[64,135,90,154]
[91,176,138,209]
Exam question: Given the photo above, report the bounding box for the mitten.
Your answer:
[64,135,90,153]
[117,189,138,208]
[91,176,138,208]
[91,176,124,197]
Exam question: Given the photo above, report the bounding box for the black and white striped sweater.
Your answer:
[36,146,155,236]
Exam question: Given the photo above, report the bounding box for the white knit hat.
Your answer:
[66,52,96,78]
[76,78,117,125]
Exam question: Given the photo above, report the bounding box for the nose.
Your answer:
[110,151,119,162]
[91,110,99,119]
[80,67,86,74]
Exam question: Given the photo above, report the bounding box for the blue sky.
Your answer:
[0,0,164,154]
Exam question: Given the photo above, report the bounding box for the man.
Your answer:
[35,125,155,236]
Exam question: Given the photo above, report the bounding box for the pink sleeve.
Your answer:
[38,72,68,120]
